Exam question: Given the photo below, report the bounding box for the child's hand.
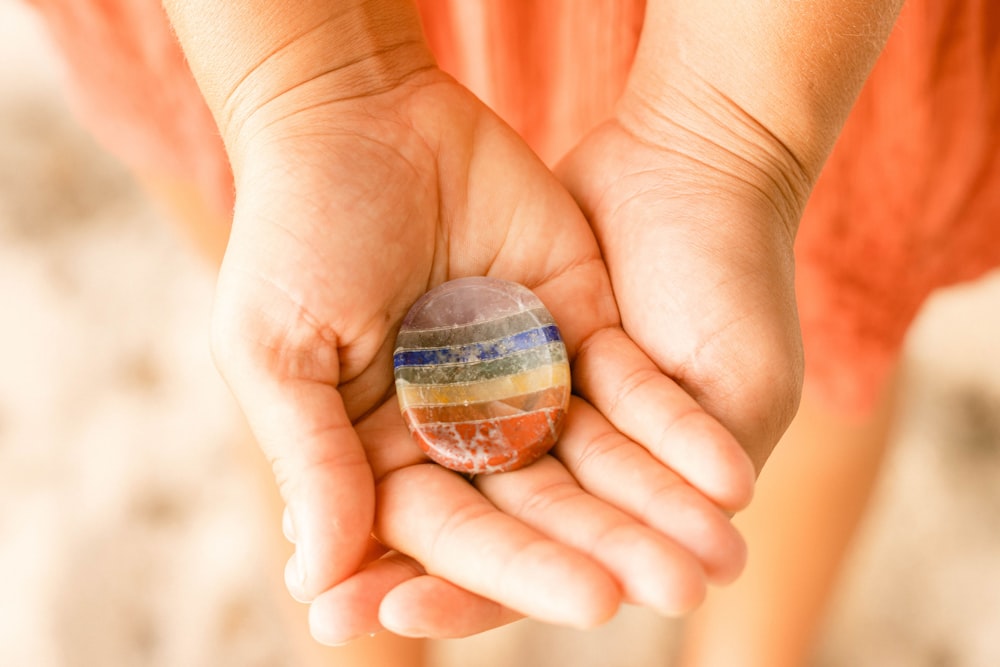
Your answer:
[210,68,754,642]
[556,110,809,473]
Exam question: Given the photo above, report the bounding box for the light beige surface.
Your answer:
[2,4,1000,666]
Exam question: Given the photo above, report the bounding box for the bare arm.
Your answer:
[161,0,433,165]
[624,0,904,190]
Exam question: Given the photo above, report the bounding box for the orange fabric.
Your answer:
[797,0,1000,413]
[28,0,1000,415]
[416,0,645,165]
[25,0,233,216]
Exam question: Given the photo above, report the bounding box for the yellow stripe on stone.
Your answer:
[396,362,570,410]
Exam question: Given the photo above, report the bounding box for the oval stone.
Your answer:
[393,277,571,474]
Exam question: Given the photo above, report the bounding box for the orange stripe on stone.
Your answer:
[402,386,569,423]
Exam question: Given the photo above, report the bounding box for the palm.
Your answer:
[212,72,754,640]
[558,119,805,471]
[223,75,612,422]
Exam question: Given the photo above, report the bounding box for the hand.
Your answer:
[556,102,809,472]
[210,68,755,642]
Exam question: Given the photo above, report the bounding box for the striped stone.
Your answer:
[393,277,571,474]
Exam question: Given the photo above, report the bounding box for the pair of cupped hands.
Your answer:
[210,61,807,644]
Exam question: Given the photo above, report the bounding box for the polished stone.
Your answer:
[393,277,571,474]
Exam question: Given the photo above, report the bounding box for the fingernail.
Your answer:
[282,505,297,543]
[314,636,355,648]
[295,547,307,586]
[316,630,380,647]
[311,629,363,647]
[285,551,310,603]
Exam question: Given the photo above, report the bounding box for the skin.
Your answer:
[206,57,753,640]
[160,0,906,645]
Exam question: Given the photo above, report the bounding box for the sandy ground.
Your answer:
[2,4,999,666]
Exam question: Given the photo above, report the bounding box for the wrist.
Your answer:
[163,0,434,160]
[614,82,813,241]
[623,1,902,184]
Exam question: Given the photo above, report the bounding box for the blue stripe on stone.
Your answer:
[394,342,568,385]
[393,324,563,368]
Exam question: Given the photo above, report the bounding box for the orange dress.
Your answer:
[28,0,1000,416]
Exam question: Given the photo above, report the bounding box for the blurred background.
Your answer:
[2,2,999,665]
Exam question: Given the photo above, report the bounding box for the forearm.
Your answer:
[623,0,904,192]
[161,0,433,157]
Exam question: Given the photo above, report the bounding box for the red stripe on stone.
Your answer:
[405,406,567,473]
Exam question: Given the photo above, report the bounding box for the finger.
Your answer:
[373,463,621,628]
[379,576,523,638]
[574,327,756,511]
[477,452,707,616]
[554,399,748,584]
[308,548,422,646]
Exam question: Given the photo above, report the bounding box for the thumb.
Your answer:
[211,298,375,601]
[264,380,375,601]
